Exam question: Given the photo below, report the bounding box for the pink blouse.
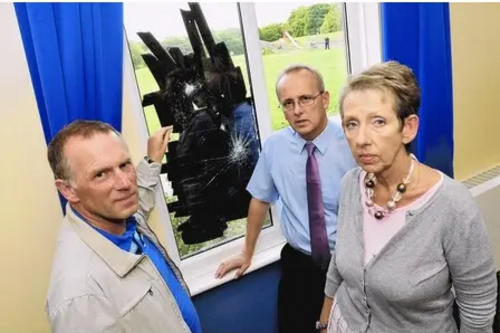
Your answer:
[361,170,443,266]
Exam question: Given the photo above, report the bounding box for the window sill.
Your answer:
[185,238,285,296]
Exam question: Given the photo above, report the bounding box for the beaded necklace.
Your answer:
[364,154,417,220]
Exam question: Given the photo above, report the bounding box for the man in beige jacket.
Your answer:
[45,120,202,333]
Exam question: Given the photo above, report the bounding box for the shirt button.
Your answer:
[148,289,154,296]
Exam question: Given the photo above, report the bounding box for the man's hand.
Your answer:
[215,252,252,280]
[147,126,173,163]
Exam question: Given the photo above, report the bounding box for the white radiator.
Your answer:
[465,166,500,268]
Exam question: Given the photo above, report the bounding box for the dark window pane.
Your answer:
[125,3,272,259]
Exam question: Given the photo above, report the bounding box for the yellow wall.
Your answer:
[450,3,500,180]
[121,60,168,248]
[0,4,164,332]
[0,3,62,331]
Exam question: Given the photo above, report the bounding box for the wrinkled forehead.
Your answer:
[64,132,130,177]
[341,87,397,115]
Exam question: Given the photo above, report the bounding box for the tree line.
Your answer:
[259,3,342,42]
[128,28,245,69]
[128,3,342,69]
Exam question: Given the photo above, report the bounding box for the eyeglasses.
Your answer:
[278,92,324,113]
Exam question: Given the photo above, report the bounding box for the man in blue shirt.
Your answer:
[45,120,202,333]
[216,64,357,333]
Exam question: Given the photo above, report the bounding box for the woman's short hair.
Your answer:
[339,60,420,151]
[339,60,420,123]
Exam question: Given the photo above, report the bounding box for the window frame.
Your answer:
[344,2,382,74]
[123,2,381,296]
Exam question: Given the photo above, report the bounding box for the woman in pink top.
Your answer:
[316,61,497,333]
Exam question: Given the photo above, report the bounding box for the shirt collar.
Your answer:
[291,120,331,155]
[66,203,144,277]
[72,207,137,238]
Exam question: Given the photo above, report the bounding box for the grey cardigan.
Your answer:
[325,167,497,333]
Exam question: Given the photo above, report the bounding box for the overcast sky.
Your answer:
[124,2,329,41]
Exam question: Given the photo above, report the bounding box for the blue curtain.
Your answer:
[14,2,124,144]
[14,2,124,211]
[381,3,454,178]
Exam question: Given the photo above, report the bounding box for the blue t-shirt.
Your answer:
[75,211,202,333]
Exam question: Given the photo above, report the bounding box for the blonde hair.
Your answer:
[339,61,420,151]
[339,60,420,121]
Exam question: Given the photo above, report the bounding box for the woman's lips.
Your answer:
[359,154,376,164]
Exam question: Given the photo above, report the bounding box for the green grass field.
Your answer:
[134,32,348,135]
[249,47,347,129]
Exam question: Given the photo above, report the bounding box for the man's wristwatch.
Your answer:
[316,320,328,330]
[144,155,155,164]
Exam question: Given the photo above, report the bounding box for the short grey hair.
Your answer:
[47,120,121,180]
[275,64,326,99]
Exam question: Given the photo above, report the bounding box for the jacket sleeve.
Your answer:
[324,169,354,298]
[134,159,162,222]
[444,208,497,333]
[50,295,125,333]
[325,249,343,298]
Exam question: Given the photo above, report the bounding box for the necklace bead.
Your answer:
[387,200,396,210]
[365,179,375,188]
[363,154,417,220]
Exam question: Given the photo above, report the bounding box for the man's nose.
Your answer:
[114,170,132,190]
[292,102,305,116]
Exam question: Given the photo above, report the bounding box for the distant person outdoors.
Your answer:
[215,64,357,333]
[318,61,497,333]
[325,36,330,50]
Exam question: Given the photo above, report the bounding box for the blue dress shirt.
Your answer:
[246,119,357,255]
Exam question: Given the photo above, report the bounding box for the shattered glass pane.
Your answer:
[125,2,272,259]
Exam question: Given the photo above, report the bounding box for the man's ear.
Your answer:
[55,179,79,203]
[322,90,331,110]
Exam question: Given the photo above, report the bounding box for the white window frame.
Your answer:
[344,2,382,74]
[123,2,381,296]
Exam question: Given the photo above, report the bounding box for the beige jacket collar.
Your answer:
[65,203,144,278]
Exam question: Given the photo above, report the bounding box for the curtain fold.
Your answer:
[381,3,454,178]
[14,2,124,211]
[14,2,124,143]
